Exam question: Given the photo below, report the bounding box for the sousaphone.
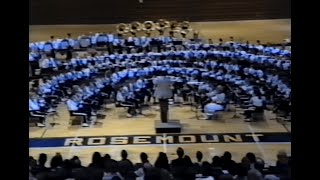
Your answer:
[130,21,142,35]
[143,21,155,32]
[116,23,129,35]
[156,19,170,30]
[170,21,180,32]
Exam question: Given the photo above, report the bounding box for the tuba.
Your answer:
[156,19,170,30]
[143,21,155,31]
[116,23,129,35]
[143,21,155,36]
[180,21,191,37]
[181,21,192,32]
[130,21,142,35]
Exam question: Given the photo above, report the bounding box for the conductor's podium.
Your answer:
[155,120,182,133]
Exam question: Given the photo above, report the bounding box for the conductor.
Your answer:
[153,74,174,123]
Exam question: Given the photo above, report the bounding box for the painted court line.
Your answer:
[29,142,291,150]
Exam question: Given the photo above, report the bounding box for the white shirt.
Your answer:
[204,103,224,113]
[250,96,264,107]
[211,93,226,103]
[29,99,40,111]
[116,91,125,102]
[67,100,79,111]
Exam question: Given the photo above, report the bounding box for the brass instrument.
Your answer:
[156,19,170,30]
[143,21,155,30]
[170,21,180,32]
[142,21,155,35]
[130,21,142,34]
[181,21,192,31]
[116,23,129,35]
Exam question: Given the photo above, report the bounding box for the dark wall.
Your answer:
[30,0,290,25]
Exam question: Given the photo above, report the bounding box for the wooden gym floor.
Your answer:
[29,19,291,166]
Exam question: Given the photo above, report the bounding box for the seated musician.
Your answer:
[242,93,265,122]
[116,87,142,118]
[201,99,224,120]
[29,95,47,127]
[67,95,91,127]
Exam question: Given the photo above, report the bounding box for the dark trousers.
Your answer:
[29,111,46,123]
[159,99,169,123]
[29,61,39,76]
[244,106,264,119]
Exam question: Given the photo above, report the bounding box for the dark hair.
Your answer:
[176,147,184,158]
[91,152,102,166]
[196,151,203,162]
[38,153,47,166]
[140,152,148,163]
[246,152,256,163]
[154,152,169,171]
[212,156,221,167]
[222,151,232,161]
[50,154,63,168]
[121,150,128,159]
[104,154,111,160]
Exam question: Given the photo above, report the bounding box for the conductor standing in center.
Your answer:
[153,73,173,123]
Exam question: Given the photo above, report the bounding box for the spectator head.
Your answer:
[91,152,102,165]
[222,151,232,161]
[71,156,82,168]
[103,154,111,161]
[121,150,128,160]
[277,151,289,164]
[50,154,63,168]
[29,156,37,167]
[154,152,169,170]
[241,156,251,169]
[212,156,221,167]
[38,153,47,166]
[176,147,184,159]
[246,152,257,164]
[140,152,149,163]
[196,151,203,162]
